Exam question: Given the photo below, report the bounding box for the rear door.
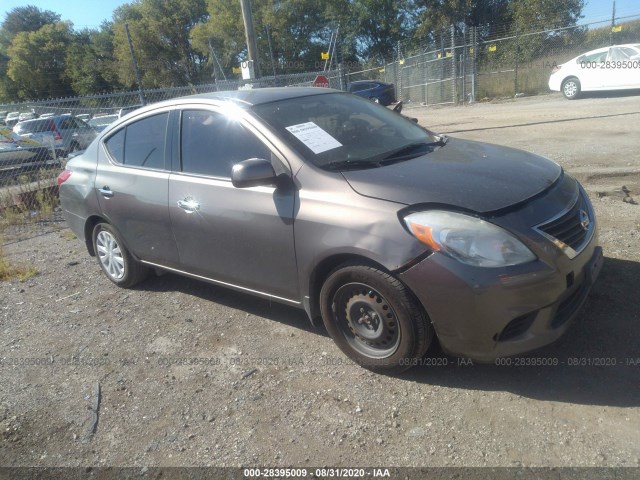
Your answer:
[94,108,180,267]
[168,106,299,301]
[611,46,640,88]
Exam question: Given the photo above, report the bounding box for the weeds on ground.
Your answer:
[0,238,38,281]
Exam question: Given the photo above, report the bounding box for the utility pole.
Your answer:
[240,0,260,78]
[610,0,616,46]
[125,23,146,105]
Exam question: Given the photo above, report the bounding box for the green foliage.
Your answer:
[112,0,209,88]
[0,0,593,101]
[0,5,61,50]
[7,22,75,99]
[64,23,122,95]
[0,5,61,102]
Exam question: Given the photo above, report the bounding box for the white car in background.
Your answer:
[549,44,640,99]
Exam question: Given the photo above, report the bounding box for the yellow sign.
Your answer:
[399,59,405,65]
[232,67,241,74]
[379,68,385,73]
[470,47,474,54]
[321,52,329,60]
[612,25,622,33]
[446,51,453,58]
[488,45,497,52]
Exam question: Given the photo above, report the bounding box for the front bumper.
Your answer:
[399,238,603,363]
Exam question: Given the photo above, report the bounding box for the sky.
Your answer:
[0,0,639,30]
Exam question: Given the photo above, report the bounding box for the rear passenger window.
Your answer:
[104,113,168,170]
[180,110,270,178]
[105,128,125,163]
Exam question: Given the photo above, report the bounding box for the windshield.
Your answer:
[252,92,434,170]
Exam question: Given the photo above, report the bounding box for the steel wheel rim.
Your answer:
[96,230,125,280]
[564,82,577,97]
[331,282,401,359]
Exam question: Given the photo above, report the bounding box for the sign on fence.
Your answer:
[313,75,330,88]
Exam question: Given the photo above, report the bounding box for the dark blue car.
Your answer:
[347,80,396,106]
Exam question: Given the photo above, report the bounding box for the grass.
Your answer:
[0,240,38,281]
[0,168,60,281]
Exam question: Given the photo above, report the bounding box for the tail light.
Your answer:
[48,120,62,140]
[57,170,72,187]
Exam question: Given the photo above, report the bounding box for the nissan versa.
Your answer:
[58,88,603,373]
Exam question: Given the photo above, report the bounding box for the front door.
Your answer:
[168,108,299,302]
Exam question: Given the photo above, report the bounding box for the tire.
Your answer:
[319,263,433,373]
[562,77,581,100]
[92,223,148,288]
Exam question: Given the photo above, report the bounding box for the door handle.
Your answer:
[98,186,114,198]
[177,198,200,213]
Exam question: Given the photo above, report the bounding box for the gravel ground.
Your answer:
[1,92,639,470]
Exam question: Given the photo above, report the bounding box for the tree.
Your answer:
[112,0,209,88]
[65,23,122,95]
[350,0,422,61]
[0,5,61,102]
[7,22,74,100]
[190,0,245,78]
[0,5,61,50]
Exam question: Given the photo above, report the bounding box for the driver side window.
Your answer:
[180,110,272,178]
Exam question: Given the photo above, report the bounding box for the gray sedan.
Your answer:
[58,88,602,373]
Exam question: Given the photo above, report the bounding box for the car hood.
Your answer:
[342,138,562,213]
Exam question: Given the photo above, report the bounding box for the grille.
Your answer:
[536,192,593,257]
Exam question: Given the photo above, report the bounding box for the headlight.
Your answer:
[404,210,536,267]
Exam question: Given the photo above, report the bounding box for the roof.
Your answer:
[185,86,340,107]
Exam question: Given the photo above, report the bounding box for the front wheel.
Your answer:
[92,223,148,288]
[562,77,581,100]
[320,264,433,373]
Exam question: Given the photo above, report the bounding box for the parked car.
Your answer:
[0,126,56,177]
[13,114,96,156]
[348,80,397,105]
[18,111,37,121]
[0,111,8,125]
[88,114,119,133]
[58,88,602,373]
[4,112,21,128]
[549,44,640,99]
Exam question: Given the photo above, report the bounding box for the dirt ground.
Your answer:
[1,92,639,471]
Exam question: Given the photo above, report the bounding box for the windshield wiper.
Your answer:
[379,136,449,165]
[323,159,381,171]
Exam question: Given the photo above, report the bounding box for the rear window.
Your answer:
[15,119,55,134]
[58,117,88,130]
[349,83,370,93]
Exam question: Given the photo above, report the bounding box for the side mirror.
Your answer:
[231,158,277,188]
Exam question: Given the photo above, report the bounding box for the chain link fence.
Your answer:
[1,12,640,242]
